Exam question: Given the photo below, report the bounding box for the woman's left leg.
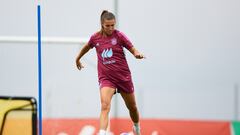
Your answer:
[120,92,139,123]
[120,91,141,135]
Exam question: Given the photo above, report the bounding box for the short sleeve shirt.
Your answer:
[88,30,133,82]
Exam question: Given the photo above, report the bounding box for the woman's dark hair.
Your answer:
[100,10,115,24]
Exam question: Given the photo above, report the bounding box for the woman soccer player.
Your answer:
[76,10,145,135]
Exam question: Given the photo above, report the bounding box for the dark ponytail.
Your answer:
[100,10,115,24]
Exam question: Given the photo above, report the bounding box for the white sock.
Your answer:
[133,123,141,135]
[134,123,140,129]
[99,129,106,135]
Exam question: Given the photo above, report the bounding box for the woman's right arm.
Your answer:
[76,44,91,70]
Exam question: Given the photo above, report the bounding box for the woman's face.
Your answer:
[102,19,116,36]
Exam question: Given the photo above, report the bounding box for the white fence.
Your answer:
[0,36,88,44]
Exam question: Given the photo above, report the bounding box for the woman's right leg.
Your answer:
[99,87,116,132]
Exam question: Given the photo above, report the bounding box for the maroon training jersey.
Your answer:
[88,30,133,83]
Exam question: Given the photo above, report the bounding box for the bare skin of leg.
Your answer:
[99,87,116,130]
[120,91,140,124]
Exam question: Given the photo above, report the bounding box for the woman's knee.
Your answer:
[101,101,111,112]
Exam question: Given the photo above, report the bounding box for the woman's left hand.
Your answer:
[134,53,145,59]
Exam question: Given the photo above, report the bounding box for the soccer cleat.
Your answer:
[99,129,106,135]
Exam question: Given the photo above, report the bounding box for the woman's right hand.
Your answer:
[75,44,91,70]
[76,60,84,70]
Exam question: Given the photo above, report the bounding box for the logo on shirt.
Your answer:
[101,48,116,65]
[111,38,117,45]
[101,48,113,60]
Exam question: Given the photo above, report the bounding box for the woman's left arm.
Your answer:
[129,47,145,59]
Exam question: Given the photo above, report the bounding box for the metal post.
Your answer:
[234,83,239,120]
[114,0,119,28]
[113,0,119,119]
[37,4,43,135]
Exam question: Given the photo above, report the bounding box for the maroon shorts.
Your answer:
[99,79,134,93]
